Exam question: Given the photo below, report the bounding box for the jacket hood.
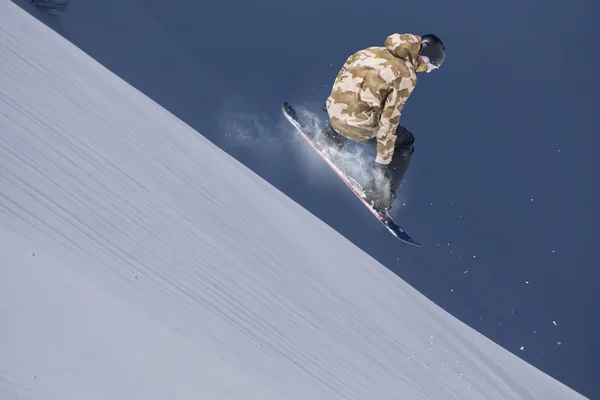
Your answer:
[385,33,421,67]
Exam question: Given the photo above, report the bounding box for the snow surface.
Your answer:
[0,2,586,399]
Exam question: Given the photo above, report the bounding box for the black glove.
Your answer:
[362,163,396,214]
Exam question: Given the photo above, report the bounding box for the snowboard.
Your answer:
[282,101,422,247]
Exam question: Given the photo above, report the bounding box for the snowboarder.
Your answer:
[321,33,446,214]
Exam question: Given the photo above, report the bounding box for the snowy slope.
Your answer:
[0,2,586,399]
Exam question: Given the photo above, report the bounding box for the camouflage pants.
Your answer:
[323,123,415,192]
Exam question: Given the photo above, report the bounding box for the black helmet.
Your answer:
[420,34,446,67]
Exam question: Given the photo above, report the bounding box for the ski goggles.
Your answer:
[416,55,439,73]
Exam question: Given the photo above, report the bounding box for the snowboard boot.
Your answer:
[362,163,396,214]
[317,122,346,159]
[362,126,415,213]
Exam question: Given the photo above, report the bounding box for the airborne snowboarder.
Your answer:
[320,33,446,214]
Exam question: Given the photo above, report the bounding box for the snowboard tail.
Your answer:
[282,101,422,247]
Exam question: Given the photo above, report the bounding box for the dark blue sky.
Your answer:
[16,0,599,397]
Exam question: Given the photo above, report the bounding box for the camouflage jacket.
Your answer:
[326,34,421,165]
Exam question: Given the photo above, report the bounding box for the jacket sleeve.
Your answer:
[375,79,414,165]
